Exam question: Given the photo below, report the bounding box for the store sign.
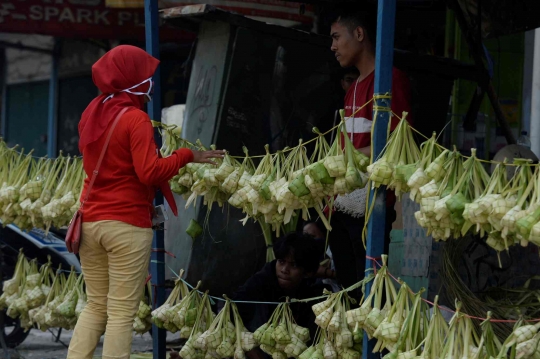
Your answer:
[106,0,315,25]
[0,0,194,41]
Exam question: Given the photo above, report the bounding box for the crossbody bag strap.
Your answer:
[81,107,130,207]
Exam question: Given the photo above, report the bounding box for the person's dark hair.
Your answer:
[332,8,376,46]
[274,232,321,274]
[303,220,326,236]
[342,67,360,79]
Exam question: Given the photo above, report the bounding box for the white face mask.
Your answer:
[103,77,154,103]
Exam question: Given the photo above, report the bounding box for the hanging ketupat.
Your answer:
[254,302,310,359]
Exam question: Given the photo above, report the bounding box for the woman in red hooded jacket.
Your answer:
[67,46,224,359]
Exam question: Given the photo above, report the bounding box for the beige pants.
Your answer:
[67,220,153,359]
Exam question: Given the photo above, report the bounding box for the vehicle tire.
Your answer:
[1,312,30,348]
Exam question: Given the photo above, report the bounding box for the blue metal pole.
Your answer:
[144,0,166,358]
[362,0,397,358]
[47,38,60,157]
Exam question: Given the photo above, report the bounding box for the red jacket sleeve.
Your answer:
[390,68,412,131]
[129,113,194,186]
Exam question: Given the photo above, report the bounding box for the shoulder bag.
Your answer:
[65,107,129,254]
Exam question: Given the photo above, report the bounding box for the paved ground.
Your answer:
[3,329,183,359]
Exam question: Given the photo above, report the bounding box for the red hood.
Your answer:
[79,45,159,153]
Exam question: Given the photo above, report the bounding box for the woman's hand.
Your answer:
[191,149,226,165]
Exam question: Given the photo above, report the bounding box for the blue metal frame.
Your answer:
[47,38,60,157]
[362,0,397,358]
[144,0,397,357]
[144,0,166,358]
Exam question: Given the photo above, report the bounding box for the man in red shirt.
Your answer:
[331,10,411,155]
[325,10,412,291]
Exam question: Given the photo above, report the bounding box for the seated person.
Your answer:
[303,221,340,292]
[234,232,330,359]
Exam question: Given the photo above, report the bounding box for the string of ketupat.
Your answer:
[1,100,537,169]
[4,145,82,161]
[0,241,83,275]
[10,253,540,356]
[165,263,370,306]
[392,110,539,168]
[7,99,367,162]
[6,248,540,329]
[361,107,538,248]
[151,97,377,160]
[1,96,375,165]
[367,256,540,324]
[164,258,540,327]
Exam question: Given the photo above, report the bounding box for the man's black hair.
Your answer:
[342,67,360,78]
[331,7,377,46]
[303,220,326,235]
[274,232,321,274]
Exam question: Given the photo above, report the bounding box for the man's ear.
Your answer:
[355,26,365,42]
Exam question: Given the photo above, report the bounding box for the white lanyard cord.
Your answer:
[351,78,360,142]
